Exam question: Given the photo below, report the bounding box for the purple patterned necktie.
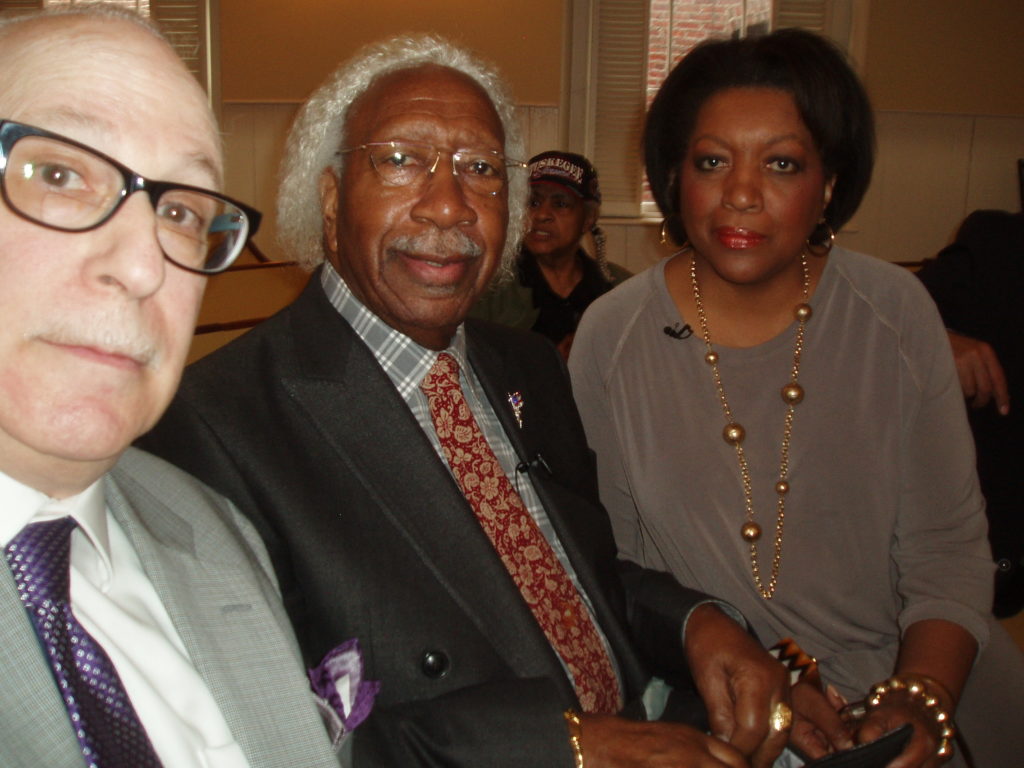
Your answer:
[5,517,162,768]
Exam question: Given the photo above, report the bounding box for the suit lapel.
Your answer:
[0,569,83,765]
[467,329,650,693]
[104,455,337,768]
[468,329,607,583]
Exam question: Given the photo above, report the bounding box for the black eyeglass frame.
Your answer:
[0,119,262,274]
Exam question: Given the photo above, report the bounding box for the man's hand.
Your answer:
[683,604,790,768]
[947,330,1010,414]
[578,713,748,768]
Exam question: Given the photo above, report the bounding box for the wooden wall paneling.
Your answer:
[221,102,300,264]
[197,264,309,327]
[965,115,1024,213]
[523,105,561,159]
[839,111,974,262]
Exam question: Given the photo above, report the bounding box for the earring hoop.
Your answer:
[806,219,835,257]
[660,215,685,246]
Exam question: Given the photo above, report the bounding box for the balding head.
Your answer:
[0,8,225,497]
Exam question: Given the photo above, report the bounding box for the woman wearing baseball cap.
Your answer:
[471,150,631,358]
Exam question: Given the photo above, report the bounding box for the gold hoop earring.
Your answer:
[806,219,835,257]
[660,215,686,246]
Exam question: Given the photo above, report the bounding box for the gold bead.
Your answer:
[935,710,950,723]
[723,423,745,444]
[781,382,804,404]
[940,725,955,740]
[795,303,813,322]
[937,742,954,758]
[704,350,718,365]
[775,480,790,495]
[741,522,762,542]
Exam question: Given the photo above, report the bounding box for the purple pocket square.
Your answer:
[308,638,380,732]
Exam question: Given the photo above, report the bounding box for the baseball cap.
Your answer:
[527,150,601,203]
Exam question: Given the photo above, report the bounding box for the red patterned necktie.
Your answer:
[420,353,622,713]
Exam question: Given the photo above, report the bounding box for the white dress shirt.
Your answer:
[0,469,250,768]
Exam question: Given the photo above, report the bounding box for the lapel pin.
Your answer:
[507,391,524,429]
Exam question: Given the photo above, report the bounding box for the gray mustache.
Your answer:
[389,231,483,259]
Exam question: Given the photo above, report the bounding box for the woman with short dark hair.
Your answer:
[570,28,1024,767]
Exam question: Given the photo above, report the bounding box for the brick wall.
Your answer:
[643,0,772,203]
[647,0,772,107]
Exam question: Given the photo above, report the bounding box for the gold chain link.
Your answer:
[689,253,811,600]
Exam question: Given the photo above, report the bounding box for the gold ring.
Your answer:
[770,701,793,732]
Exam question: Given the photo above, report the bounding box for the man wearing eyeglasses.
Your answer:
[0,8,344,767]
[141,35,791,768]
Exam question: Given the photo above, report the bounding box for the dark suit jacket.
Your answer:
[140,271,712,767]
[917,209,1024,616]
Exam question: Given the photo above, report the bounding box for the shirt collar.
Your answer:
[0,469,111,569]
[319,261,469,399]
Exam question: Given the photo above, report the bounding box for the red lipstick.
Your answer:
[715,227,765,249]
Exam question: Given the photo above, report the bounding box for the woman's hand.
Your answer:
[854,692,948,768]
[854,618,976,767]
[789,681,854,759]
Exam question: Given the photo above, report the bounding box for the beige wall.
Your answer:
[829,0,1024,264]
[196,1,1024,360]
[864,0,1024,117]
[220,0,564,106]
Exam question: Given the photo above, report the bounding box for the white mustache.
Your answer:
[388,230,483,260]
[33,315,160,368]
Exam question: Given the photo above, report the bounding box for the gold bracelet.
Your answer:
[563,709,584,768]
[867,676,956,761]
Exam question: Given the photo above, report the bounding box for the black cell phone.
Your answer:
[803,724,913,768]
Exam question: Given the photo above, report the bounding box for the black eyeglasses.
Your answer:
[0,120,261,274]
[339,141,526,197]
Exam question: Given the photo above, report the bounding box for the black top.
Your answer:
[520,248,617,344]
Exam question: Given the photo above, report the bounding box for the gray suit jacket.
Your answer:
[0,447,341,768]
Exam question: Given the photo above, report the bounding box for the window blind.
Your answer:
[589,0,649,216]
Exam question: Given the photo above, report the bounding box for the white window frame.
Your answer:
[36,0,219,110]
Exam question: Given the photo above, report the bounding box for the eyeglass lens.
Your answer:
[366,142,509,195]
[4,133,248,273]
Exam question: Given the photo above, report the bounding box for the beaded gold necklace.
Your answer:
[689,252,812,600]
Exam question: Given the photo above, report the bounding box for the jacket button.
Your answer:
[996,557,1013,573]
[421,650,450,678]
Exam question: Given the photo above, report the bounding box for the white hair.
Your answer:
[0,3,162,38]
[277,34,527,277]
